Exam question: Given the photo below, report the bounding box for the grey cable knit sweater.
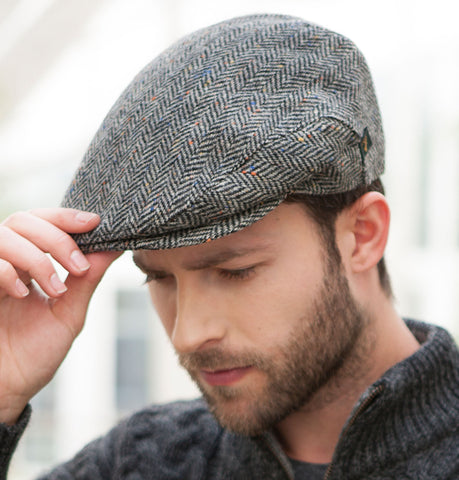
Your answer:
[1,319,458,479]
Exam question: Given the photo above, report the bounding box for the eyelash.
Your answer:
[144,267,256,284]
[143,272,170,284]
[218,267,255,280]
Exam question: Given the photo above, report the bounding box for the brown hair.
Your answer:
[285,178,393,298]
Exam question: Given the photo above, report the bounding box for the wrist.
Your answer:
[0,396,29,426]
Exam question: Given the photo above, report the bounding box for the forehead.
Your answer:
[132,202,317,268]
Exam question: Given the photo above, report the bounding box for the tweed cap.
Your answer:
[62,14,384,252]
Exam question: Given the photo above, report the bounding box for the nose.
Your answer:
[171,277,225,354]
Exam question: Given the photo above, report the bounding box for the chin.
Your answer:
[202,387,290,437]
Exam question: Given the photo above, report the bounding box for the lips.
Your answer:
[201,366,253,386]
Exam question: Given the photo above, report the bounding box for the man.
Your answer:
[0,14,457,480]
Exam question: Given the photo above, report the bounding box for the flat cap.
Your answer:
[62,14,384,252]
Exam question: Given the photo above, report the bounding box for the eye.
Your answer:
[144,271,172,284]
[218,267,255,280]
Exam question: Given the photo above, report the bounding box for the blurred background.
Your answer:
[0,0,458,477]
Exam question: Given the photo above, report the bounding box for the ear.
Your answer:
[337,192,390,274]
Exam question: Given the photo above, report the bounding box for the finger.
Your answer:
[0,259,29,299]
[16,268,32,286]
[0,226,68,297]
[52,251,123,336]
[5,208,100,234]
[2,211,92,276]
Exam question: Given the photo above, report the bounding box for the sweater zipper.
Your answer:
[322,384,385,480]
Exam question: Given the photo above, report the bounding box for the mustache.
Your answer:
[179,348,267,372]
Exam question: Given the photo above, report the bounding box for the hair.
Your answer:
[285,178,393,298]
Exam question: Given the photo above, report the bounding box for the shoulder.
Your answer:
[119,397,221,446]
[108,398,223,478]
[44,399,223,480]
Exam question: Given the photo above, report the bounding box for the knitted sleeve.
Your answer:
[0,405,32,479]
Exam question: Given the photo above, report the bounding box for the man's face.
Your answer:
[133,202,367,435]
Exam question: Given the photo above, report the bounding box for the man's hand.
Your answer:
[0,208,121,425]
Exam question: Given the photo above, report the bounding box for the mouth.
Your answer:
[200,366,253,386]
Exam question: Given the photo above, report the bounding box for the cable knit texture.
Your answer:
[1,320,458,479]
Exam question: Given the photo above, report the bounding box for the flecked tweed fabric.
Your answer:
[62,14,385,252]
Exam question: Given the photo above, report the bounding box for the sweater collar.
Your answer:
[258,320,459,479]
[321,319,458,478]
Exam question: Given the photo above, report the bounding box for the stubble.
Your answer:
[179,259,373,436]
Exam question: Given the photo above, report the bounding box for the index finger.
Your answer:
[27,208,100,233]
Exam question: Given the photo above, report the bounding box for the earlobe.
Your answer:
[348,192,390,273]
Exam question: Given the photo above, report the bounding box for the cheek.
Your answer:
[236,264,323,345]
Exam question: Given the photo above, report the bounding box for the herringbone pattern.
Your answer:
[62,14,384,252]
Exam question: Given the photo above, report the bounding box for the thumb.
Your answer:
[52,251,123,336]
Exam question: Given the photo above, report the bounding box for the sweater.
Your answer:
[1,319,458,479]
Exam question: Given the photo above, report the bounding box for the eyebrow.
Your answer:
[183,246,266,271]
[132,243,272,273]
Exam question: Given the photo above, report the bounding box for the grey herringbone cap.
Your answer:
[62,14,384,252]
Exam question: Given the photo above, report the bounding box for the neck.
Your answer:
[274,302,420,464]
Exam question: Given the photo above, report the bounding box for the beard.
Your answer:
[178,256,371,436]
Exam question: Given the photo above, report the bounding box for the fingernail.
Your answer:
[75,212,99,224]
[50,273,67,294]
[16,279,29,297]
[70,250,91,272]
